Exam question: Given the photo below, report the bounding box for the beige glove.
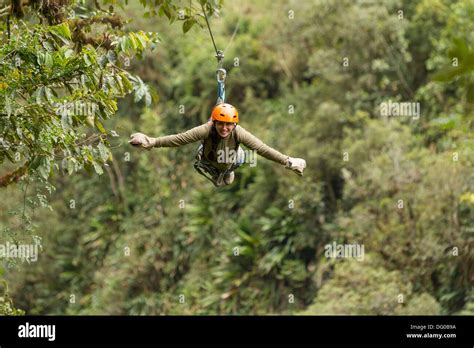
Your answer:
[285,157,306,176]
[128,132,157,150]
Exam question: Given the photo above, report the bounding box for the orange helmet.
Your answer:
[211,103,239,123]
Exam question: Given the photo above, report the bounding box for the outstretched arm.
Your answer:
[235,125,306,176]
[129,122,212,150]
[235,125,289,165]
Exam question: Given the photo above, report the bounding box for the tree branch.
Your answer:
[0,5,11,16]
[0,162,29,188]
[104,164,119,198]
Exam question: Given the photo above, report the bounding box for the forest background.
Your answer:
[0,0,472,315]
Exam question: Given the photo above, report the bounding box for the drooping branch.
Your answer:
[0,161,29,188]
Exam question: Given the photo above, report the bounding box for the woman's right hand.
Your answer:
[128,132,156,150]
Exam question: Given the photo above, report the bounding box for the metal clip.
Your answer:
[215,50,225,63]
[216,68,227,82]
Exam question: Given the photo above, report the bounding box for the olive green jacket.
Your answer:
[153,121,289,171]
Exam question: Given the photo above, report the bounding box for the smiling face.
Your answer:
[215,121,236,138]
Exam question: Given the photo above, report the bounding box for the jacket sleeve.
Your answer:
[235,125,289,165]
[154,122,212,147]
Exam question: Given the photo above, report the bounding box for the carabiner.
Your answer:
[216,68,227,82]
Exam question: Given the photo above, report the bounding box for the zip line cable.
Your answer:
[200,2,241,104]
[200,2,220,57]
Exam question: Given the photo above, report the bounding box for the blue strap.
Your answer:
[217,79,225,104]
[215,50,226,105]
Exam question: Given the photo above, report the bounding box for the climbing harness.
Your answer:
[194,147,229,187]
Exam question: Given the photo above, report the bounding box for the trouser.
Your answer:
[194,145,245,186]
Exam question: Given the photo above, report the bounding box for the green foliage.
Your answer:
[0,1,160,186]
[300,254,441,315]
[0,267,25,315]
[102,0,222,33]
[456,290,474,315]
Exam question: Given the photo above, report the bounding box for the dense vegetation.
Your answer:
[0,0,472,315]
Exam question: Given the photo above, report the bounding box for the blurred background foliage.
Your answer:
[0,0,473,315]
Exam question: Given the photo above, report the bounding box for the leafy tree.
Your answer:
[0,0,159,188]
[0,0,222,189]
[300,254,441,315]
[0,267,24,315]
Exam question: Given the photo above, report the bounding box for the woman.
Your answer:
[129,103,306,186]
